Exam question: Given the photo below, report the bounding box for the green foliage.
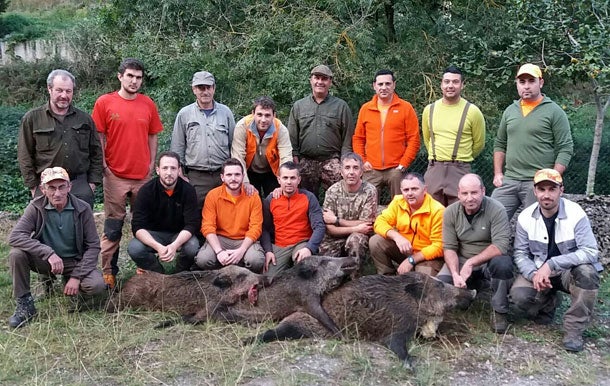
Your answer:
[0,106,29,211]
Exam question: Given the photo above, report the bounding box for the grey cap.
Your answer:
[192,71,215,86]
[310,65,333,78]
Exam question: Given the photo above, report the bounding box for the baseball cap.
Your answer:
[192,71,215,86]
[516,63,542,79]
[311,65,333,78]
[40,167,70,184]
[533,168,563,186]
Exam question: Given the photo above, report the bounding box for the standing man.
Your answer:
[510,169,602,352]
[231,96,292,198]
[18,69,103,208]
[7,167,105,328]
[92,58,164,289]
[171,71,236,210]
[261,161,325,276]
[127,151,200,274]
[492,63,573,220]
[195,158,265,273]
[370,173,445,276]
[352,69,420,197]
[318,152,377,269]
[436,174,513,333]
[422,65,486,206]
[288,64,354,195]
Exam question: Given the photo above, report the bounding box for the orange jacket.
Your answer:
[244,115,282,176]
[353,94,420,170]
[201,184,263,241]
[374,193,444,260]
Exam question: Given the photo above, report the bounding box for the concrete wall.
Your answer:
[0,39,74,65]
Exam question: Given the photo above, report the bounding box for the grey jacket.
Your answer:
[513,198,602,281]
[8,193,100,280]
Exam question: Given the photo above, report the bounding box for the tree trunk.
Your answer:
[384,0,396,43]
[586,91,610,197]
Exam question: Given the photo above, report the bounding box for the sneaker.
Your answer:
[8,294,37,328]
[563,332,584,352]
[492,311,509,334]
[103,274,116,289]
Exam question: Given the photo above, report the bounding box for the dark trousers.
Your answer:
[247,170,279,198]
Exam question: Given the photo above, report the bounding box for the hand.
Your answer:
[244,182,257,196]
[217,250,231,265]
[158,244,177,262]
[178,168,190,182]
[493,172,504,188]
[532,263,553,291]
[459,262,474,284]
[323,209,337,225]
[271,187,283,199]
[354,222,373,234]
[293,156,300,164]
[225,248,246,265]
[452,273,467,288]
[363,161,373,171]
[47,253,64,274]
[88,183,96,192]
[397,259,414,275]
[264,252,276,273]
[30,187,36,197]
[294,248,312,263]
[393,235,413,256]
[63,277,81,296]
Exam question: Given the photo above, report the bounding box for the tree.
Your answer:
[444,0,610,195]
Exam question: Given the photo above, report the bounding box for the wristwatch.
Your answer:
[407,256,416,266]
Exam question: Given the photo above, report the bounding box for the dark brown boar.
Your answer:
[245,271,476,369]
[106,265,268,323]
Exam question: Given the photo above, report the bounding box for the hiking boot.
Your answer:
[103,274,116,289]
[492,311,509,334]
[563,332,584,352]
[8,293,37,328]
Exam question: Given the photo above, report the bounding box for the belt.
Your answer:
[428,160,470,166]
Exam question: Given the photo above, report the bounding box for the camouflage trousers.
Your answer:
[318,233,370,271]
[298,157,341,196]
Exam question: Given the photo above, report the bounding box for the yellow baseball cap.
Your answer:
[516,63,542,78]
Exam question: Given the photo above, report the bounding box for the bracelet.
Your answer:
[215,249,226,255]
[407,256,416,266]
[334,216,340,227]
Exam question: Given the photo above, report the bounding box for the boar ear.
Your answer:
[296,264,317,280]
[403,282,424,299]
[213,274,233,289]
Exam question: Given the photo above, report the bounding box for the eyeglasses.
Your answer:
[44,184,69,193]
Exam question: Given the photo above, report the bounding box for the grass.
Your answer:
[0,221,609,384]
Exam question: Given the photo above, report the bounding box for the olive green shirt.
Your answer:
[17,103,103,189]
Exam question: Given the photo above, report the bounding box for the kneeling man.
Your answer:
[128,151,200,273]
[8,167,105,328]
[370,172,445,276]
[437,173,513,333]
[196,158,265,272]
[510,169,602,352]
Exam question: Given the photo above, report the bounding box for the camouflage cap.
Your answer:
[40,167,70,184]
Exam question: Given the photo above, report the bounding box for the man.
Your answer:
[510,169,602,352]
[422,65,486,206]
[436,174,513,333]
[195,158,265,272]
[492,63,573,220]
[318,152,377,267]
[18,69,103,208]
[127,151,200,273]
[370,173,445,276]
[261,161,325,276]
[231,96,292,198]
[288,64,355,195]
[170,71,236,209]
[7,167,105,328]
[92,58,164,288]
[352,69,420,197]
